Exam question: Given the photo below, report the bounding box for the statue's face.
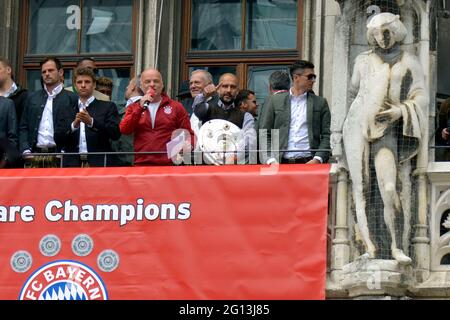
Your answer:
[373,27,396,49]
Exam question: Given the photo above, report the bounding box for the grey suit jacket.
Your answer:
[258,91,331,163]
[0,97,18,147]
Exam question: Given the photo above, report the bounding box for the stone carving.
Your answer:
[443,214,450,230]
[342,12,428,265]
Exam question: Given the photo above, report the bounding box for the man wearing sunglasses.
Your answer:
[259,60,331,165]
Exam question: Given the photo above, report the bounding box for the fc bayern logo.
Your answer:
[164,105,173,114]
[19,260,108,300]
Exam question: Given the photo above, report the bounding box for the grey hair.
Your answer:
[190,69,213,85]
[367,13,407,46]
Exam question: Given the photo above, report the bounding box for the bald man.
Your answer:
[120,68,194,166]
[192,73,256,163]
[193,73,251,129]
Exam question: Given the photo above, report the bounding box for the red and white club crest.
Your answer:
[19,260,108,300]
[163,105,173,114]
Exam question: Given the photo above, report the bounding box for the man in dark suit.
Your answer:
[0,96,18,147]
[0,97,20,167]
[259,60,331,164]
[19,57,78,167]
[0,57,28,123]
[55,67,120,167]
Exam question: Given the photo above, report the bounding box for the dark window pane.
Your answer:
[191,0,242,51]
[97,68,131,108]
[438,2,450,96]
[26,70,42,92]
[441,254,450,265]
[246,0,297,50]
[247,65,290,106]
[81,0,133,53]
[189,66,237,85]
[28,0,78,54]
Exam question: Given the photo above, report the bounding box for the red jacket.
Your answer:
[120,93,194,166]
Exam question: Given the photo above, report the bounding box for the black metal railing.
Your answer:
[17,148,333,168]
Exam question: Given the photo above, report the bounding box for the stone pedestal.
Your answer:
[341,255,413,298]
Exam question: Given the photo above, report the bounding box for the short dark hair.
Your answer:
[235,89,255,107]
[290,60,315,79]
[74,67,96,83]
[269,71,290,91]
[77,57,96,67]
[97,76,113,88]
[40,56,63,70]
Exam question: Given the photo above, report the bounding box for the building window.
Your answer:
[182,0,301,103]
[20,0,136,105]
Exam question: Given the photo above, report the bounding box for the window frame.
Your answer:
[180,0,303,86]
[18,0,138,86]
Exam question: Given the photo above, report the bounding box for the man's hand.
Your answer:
[442,128,450,141]
[306,158,321,164]
[140,87,156,107]
[203,82,222,99]
[375,101,402,123]
[76,108,93,126]
[72,117,81,129]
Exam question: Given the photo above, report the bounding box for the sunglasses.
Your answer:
[298,73,317,80]
[294,73,317,81]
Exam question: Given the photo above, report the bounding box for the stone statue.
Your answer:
[342,12,428,265]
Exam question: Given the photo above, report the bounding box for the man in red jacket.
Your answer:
[120,68,194,166]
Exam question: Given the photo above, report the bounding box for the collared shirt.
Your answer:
[37,83,63,148]
[284,89,310,159]
[1,82,17,98]
[126,96,142,108]
[74,96,95,153]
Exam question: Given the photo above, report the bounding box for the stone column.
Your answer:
[411,0,431,283]
[331,169,350,281]
[0,0,20,70]
[136,0,159,73]
[136,0,181,96]
[329,1,352,287]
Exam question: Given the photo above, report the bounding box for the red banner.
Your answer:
[0,165,330,300]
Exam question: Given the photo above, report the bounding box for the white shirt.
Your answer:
[147,101,161,129]
[126,96,142,108]
[1,82,17,98]
[73,96,95,153]
[284,90,311,159]
[37,83,63,148]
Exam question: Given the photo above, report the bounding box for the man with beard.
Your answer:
[192,73,256,164]
[19,57,78,167]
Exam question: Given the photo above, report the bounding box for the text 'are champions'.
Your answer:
[0,199,192,226]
